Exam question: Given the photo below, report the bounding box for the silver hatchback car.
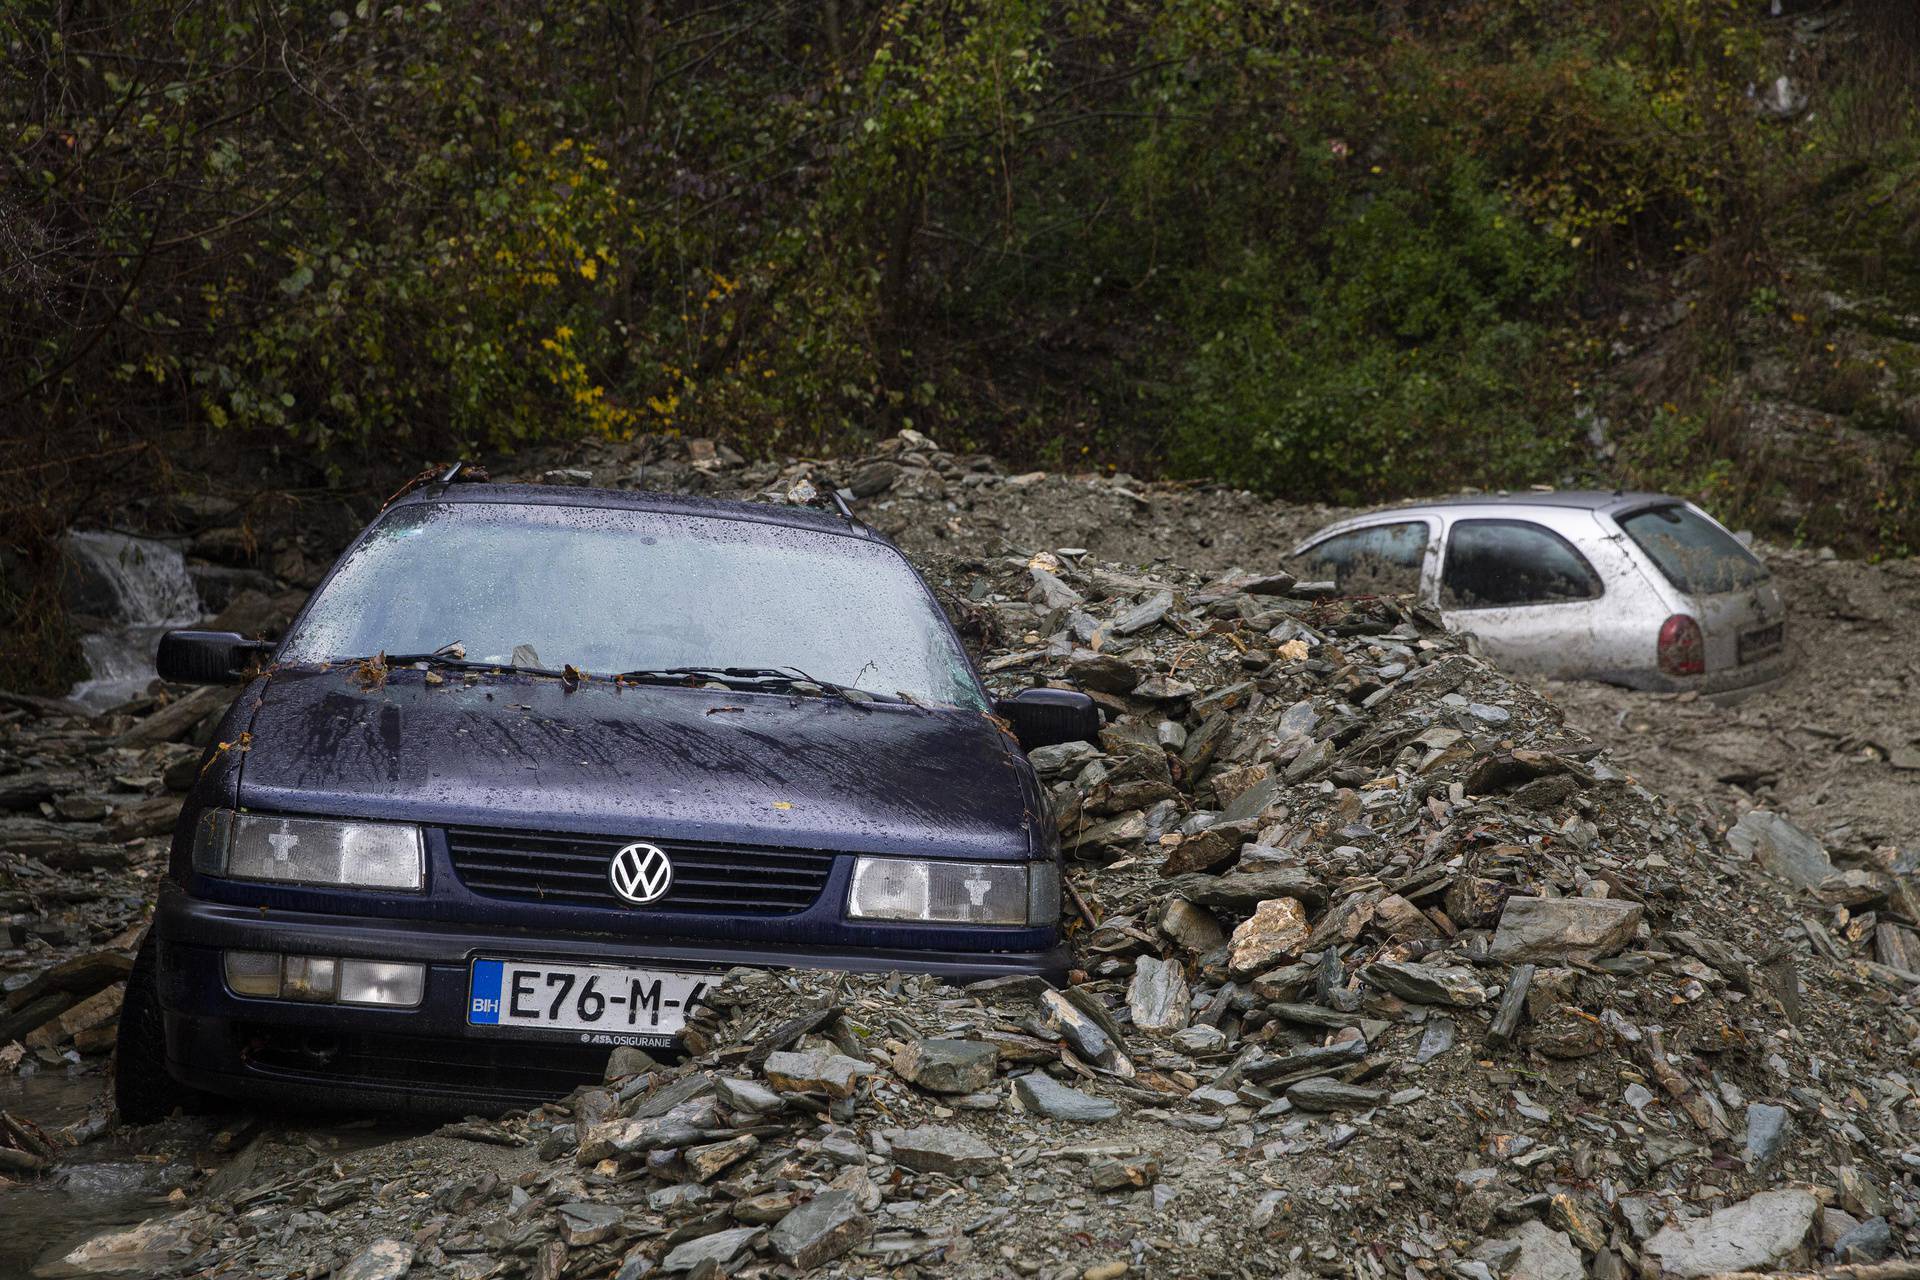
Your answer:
[1289,492,1790,695]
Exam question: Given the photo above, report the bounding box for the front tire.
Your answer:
[114,934,217,1124]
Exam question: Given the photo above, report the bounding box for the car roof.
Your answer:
[1291,490,1695,554]
[1378,490,1677,514]
[386,482,885,542]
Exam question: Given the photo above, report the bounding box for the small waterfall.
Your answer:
[65,531,204,711]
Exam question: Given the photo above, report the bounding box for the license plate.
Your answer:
[467,958,712,1046]
[1739,622,1783,663]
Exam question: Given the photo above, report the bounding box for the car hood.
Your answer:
[233,668,1042,860]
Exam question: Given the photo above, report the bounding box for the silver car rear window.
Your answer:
[1617,505,1767,595]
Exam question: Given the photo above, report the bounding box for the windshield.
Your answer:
[1616,504,1768,595]
[281,501,987,709]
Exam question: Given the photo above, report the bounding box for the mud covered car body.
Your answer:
[1291,492,1790,696]
[123,482,1086,1116]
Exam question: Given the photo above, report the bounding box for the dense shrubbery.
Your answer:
[3,0,1916,521]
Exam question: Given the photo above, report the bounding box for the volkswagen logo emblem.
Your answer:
[608,842,672,905]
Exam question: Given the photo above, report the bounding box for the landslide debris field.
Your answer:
[3,433,1919,1279]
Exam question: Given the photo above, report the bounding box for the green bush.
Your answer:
[1170,161,1576,501]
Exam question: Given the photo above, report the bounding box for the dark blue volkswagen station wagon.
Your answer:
[117,472,1093,1117]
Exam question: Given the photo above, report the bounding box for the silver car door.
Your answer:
[1436,517,1611,678]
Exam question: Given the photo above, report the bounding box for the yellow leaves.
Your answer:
[538,322,635,438]
[578,258,599,282]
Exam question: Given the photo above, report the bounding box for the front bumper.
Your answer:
[153,884,1068,1114]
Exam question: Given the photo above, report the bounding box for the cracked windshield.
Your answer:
[280,501,985,708]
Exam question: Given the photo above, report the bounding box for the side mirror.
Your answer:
[156,630,274,685]
[994,687,1100,753]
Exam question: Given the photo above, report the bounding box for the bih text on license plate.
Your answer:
[467,958,710,1046]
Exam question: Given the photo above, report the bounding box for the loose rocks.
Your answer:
[1013,1072,1120,1123]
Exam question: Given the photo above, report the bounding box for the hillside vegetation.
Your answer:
[4,1,1919,686]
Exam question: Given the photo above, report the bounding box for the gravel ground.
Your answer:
[3,430,1917,1280]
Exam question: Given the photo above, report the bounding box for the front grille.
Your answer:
[444,826,835,916]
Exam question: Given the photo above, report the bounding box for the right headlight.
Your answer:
[193,809,424,891]
[847,857,1059,926]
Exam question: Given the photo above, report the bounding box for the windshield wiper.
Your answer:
[352,645,561,678]
[613,665,901,703]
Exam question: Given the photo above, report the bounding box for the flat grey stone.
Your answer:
[1029,739,1103,776]
[1283,738,1333,782]
[1172,1024,1227,1054]
[662,1225,761,1273]
[1127,956,1192,1032]
[1644,1189,1818,1278]
[1013,1072,1119,1123]
[1835,1216,1893,1263]
[1040,989,1115,1064]
[603,1046,658,1080]
[764,1049,874,1098]
[1030,566,1084,611]
[1360,961,1488,1007]
[715,1076,785,1115]
[1284,1078,1385,1112]
[1489,896,1642,962]
[337,1240,415,1280]
[887,1125,999,1176]
[1111,589,1174,635]
[1159,898,1226,953]
[1471,1221,1582,1280]
[1415,1017,1457,1064]
[1745,1101,1790,1167]
[557,1202,623,1247]
[1727,809,1834,891]
[768,1188,872,1270]
[893,1038,998,1094]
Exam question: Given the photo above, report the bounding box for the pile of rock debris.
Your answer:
[6,431,1920,1279]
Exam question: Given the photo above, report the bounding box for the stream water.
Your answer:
[0,1065,435,1278]
[63,532,203,712]
[0,1072,170,1279]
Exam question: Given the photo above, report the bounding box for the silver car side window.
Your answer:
[1296,521,1428,595]
[1441,519,1603,609]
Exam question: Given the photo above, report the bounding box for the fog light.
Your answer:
[338,959,425,1008]
[282,955,338,1002]
[224,950,282,997]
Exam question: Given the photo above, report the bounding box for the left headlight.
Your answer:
[847,857,1058,926]
[192,810,424,892]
